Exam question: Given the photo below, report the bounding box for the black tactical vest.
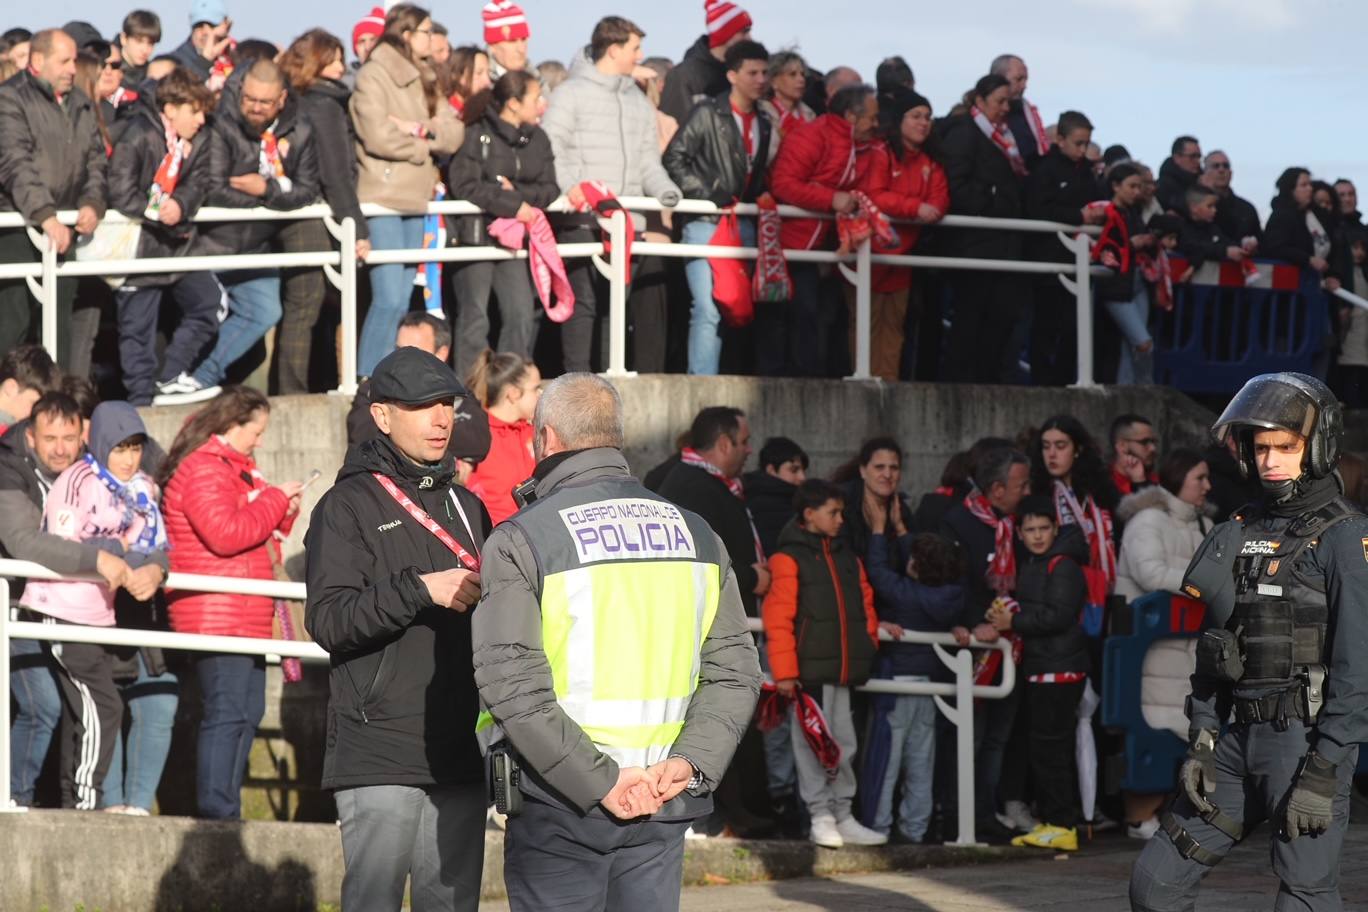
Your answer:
[1223,500,1357,687]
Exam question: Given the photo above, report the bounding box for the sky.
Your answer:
[18,0,1365,217]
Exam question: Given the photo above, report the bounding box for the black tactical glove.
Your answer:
[1284,752,1338,839]
[1179,729,1218,814]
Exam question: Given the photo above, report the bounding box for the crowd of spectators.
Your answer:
[0,2,1363,404]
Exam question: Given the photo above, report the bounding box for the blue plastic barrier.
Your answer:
[1153,262,1330,394]
[1102,593,1201,794]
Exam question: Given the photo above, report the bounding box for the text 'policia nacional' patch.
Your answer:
[560,499,698,564]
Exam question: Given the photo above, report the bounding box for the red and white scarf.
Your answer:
[1091,202,1132,273]
[836,189,898,256]
[971,105,1028,178]
[259,123,286,179]
[769,97,808,137]
[1019,97,1049,156]
[964,491,1016,594]
[145,115,190,220]
[1051,480,1116,589]
[753,192,792,302]
[488,211,575,322]
[680,447,764,562]
[1138,247,1174,311]
[574,180,634,283]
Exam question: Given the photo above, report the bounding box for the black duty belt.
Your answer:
[1232,689,1305,725]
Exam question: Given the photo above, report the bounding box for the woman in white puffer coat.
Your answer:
[1114,447,1214,839]
[1115,448,1215,601]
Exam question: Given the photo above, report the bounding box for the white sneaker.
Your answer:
[153,373,221,406]
[685,825,708,840]
[809,814,843,848]
[1000,799,1040,833]
[836,816,888,846]
[1127,816,1160,840]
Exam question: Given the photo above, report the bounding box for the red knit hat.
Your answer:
[352,7,384,55]
[483,0,530,44]
[705,0,752,49]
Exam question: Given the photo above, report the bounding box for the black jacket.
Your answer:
[936,113,1023,259]
[658,461,760,615]
[1263,200,1341,278]
[742,469,796,558]
[446,109,558,243]
[663,92,771,214]
[1203,443,1261,519]
[1216,190,1262,244]
[0,71,108,225]
[1024,146,1103,263]
[299,78,370,241]
[1177,214,1237,269]
[643,452,681,493]
[912,486,966,536]
[1156,157,1198,214]
[659,36,727,125]
[194,91,321,255]
[106,88,211,287]
[304,435,492,790]
[1012,525,1091,678]
[839,478,915,621]
[169,37,212,82]
[941,499,1004,628]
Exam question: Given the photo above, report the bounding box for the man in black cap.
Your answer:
[345,312,491,484]
[305,345,491,912]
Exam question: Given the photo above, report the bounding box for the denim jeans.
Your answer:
[103,652,179,811]
[1106,275,1154,384]
[873,688,938,840]
[117,271,223,404]
[194,653,265,819]
[358,216,425,377]
[193,270,280,387]
[683,218,756,375]
[756,634,796,797]
[8,635,61,805]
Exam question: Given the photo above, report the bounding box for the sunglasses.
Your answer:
[104,59,123,70]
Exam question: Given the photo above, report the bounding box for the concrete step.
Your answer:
[2,809,1031,911]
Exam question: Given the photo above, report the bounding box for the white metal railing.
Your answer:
[1,557,1012,846]
[2,197,1106,392]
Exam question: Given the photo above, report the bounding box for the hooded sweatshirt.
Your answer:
[21,402,167,625]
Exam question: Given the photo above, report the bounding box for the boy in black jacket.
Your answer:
[987,495,1090,852]
[106,66,220,406]
[1177,185,1249,271]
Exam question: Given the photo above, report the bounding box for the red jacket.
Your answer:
[163,436,295,638]
[466,413,535,525]
[769,114,858,251]
[869,143,950,293]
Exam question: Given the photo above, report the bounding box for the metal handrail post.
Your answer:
[849,239,873,380]
[1073,231,1096,387]
[604,210,634,377]
[24,228,59,360]
[0,580,17,812]
[338,217,359,394]
[931,641,980,846]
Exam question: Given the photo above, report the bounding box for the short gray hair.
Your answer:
[989,54,1023,76]
[534,373,624,451]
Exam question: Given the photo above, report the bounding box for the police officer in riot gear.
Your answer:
[1130,372,1368,912]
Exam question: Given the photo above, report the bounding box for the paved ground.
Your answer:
[479,827,1368,911]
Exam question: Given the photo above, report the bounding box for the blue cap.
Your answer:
[190,0,229,27]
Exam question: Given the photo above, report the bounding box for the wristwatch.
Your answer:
[669,753,704,792]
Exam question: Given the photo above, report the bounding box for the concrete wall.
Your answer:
[140,379,1218,576]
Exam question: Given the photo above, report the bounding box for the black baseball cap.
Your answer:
[368,347,465,407]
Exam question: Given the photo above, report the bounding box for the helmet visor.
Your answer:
[1213,375,1319,443]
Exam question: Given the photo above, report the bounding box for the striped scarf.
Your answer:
[970,105,1028,178]
[680,447,764,562]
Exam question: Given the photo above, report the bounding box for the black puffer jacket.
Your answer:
[298,78,369,241]
[106,88,211,287]
[1156,156,1198,214]
[0,71,108,225]
[663,92,771,215]
[304,435,492,790]
[193,90,321,255]
[445,109,558,243]
[936,113,1023,259]
[741,468,796,558]
[659,35,727,125]
[1012,524,1091,678]
[1216,190,1262,244]
[1024,146,1102,263]
[1177,214,1237,269]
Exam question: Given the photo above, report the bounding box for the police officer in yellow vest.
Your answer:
[471,373,762,912]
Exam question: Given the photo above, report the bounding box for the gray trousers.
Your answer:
[335,782,486,912]
[1129,720,1357,912]
[451,259,536,378]
[504,795,689,912]
[792,683,858,820]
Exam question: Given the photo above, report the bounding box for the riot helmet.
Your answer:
[1212,372,1343,501]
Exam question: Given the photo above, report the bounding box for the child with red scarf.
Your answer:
[105,67,221,406]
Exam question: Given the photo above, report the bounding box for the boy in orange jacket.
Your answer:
[763,479,887,848]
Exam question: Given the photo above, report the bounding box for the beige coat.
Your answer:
[350,42,463,212]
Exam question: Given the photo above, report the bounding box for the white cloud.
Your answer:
[1072,0,1297,34]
